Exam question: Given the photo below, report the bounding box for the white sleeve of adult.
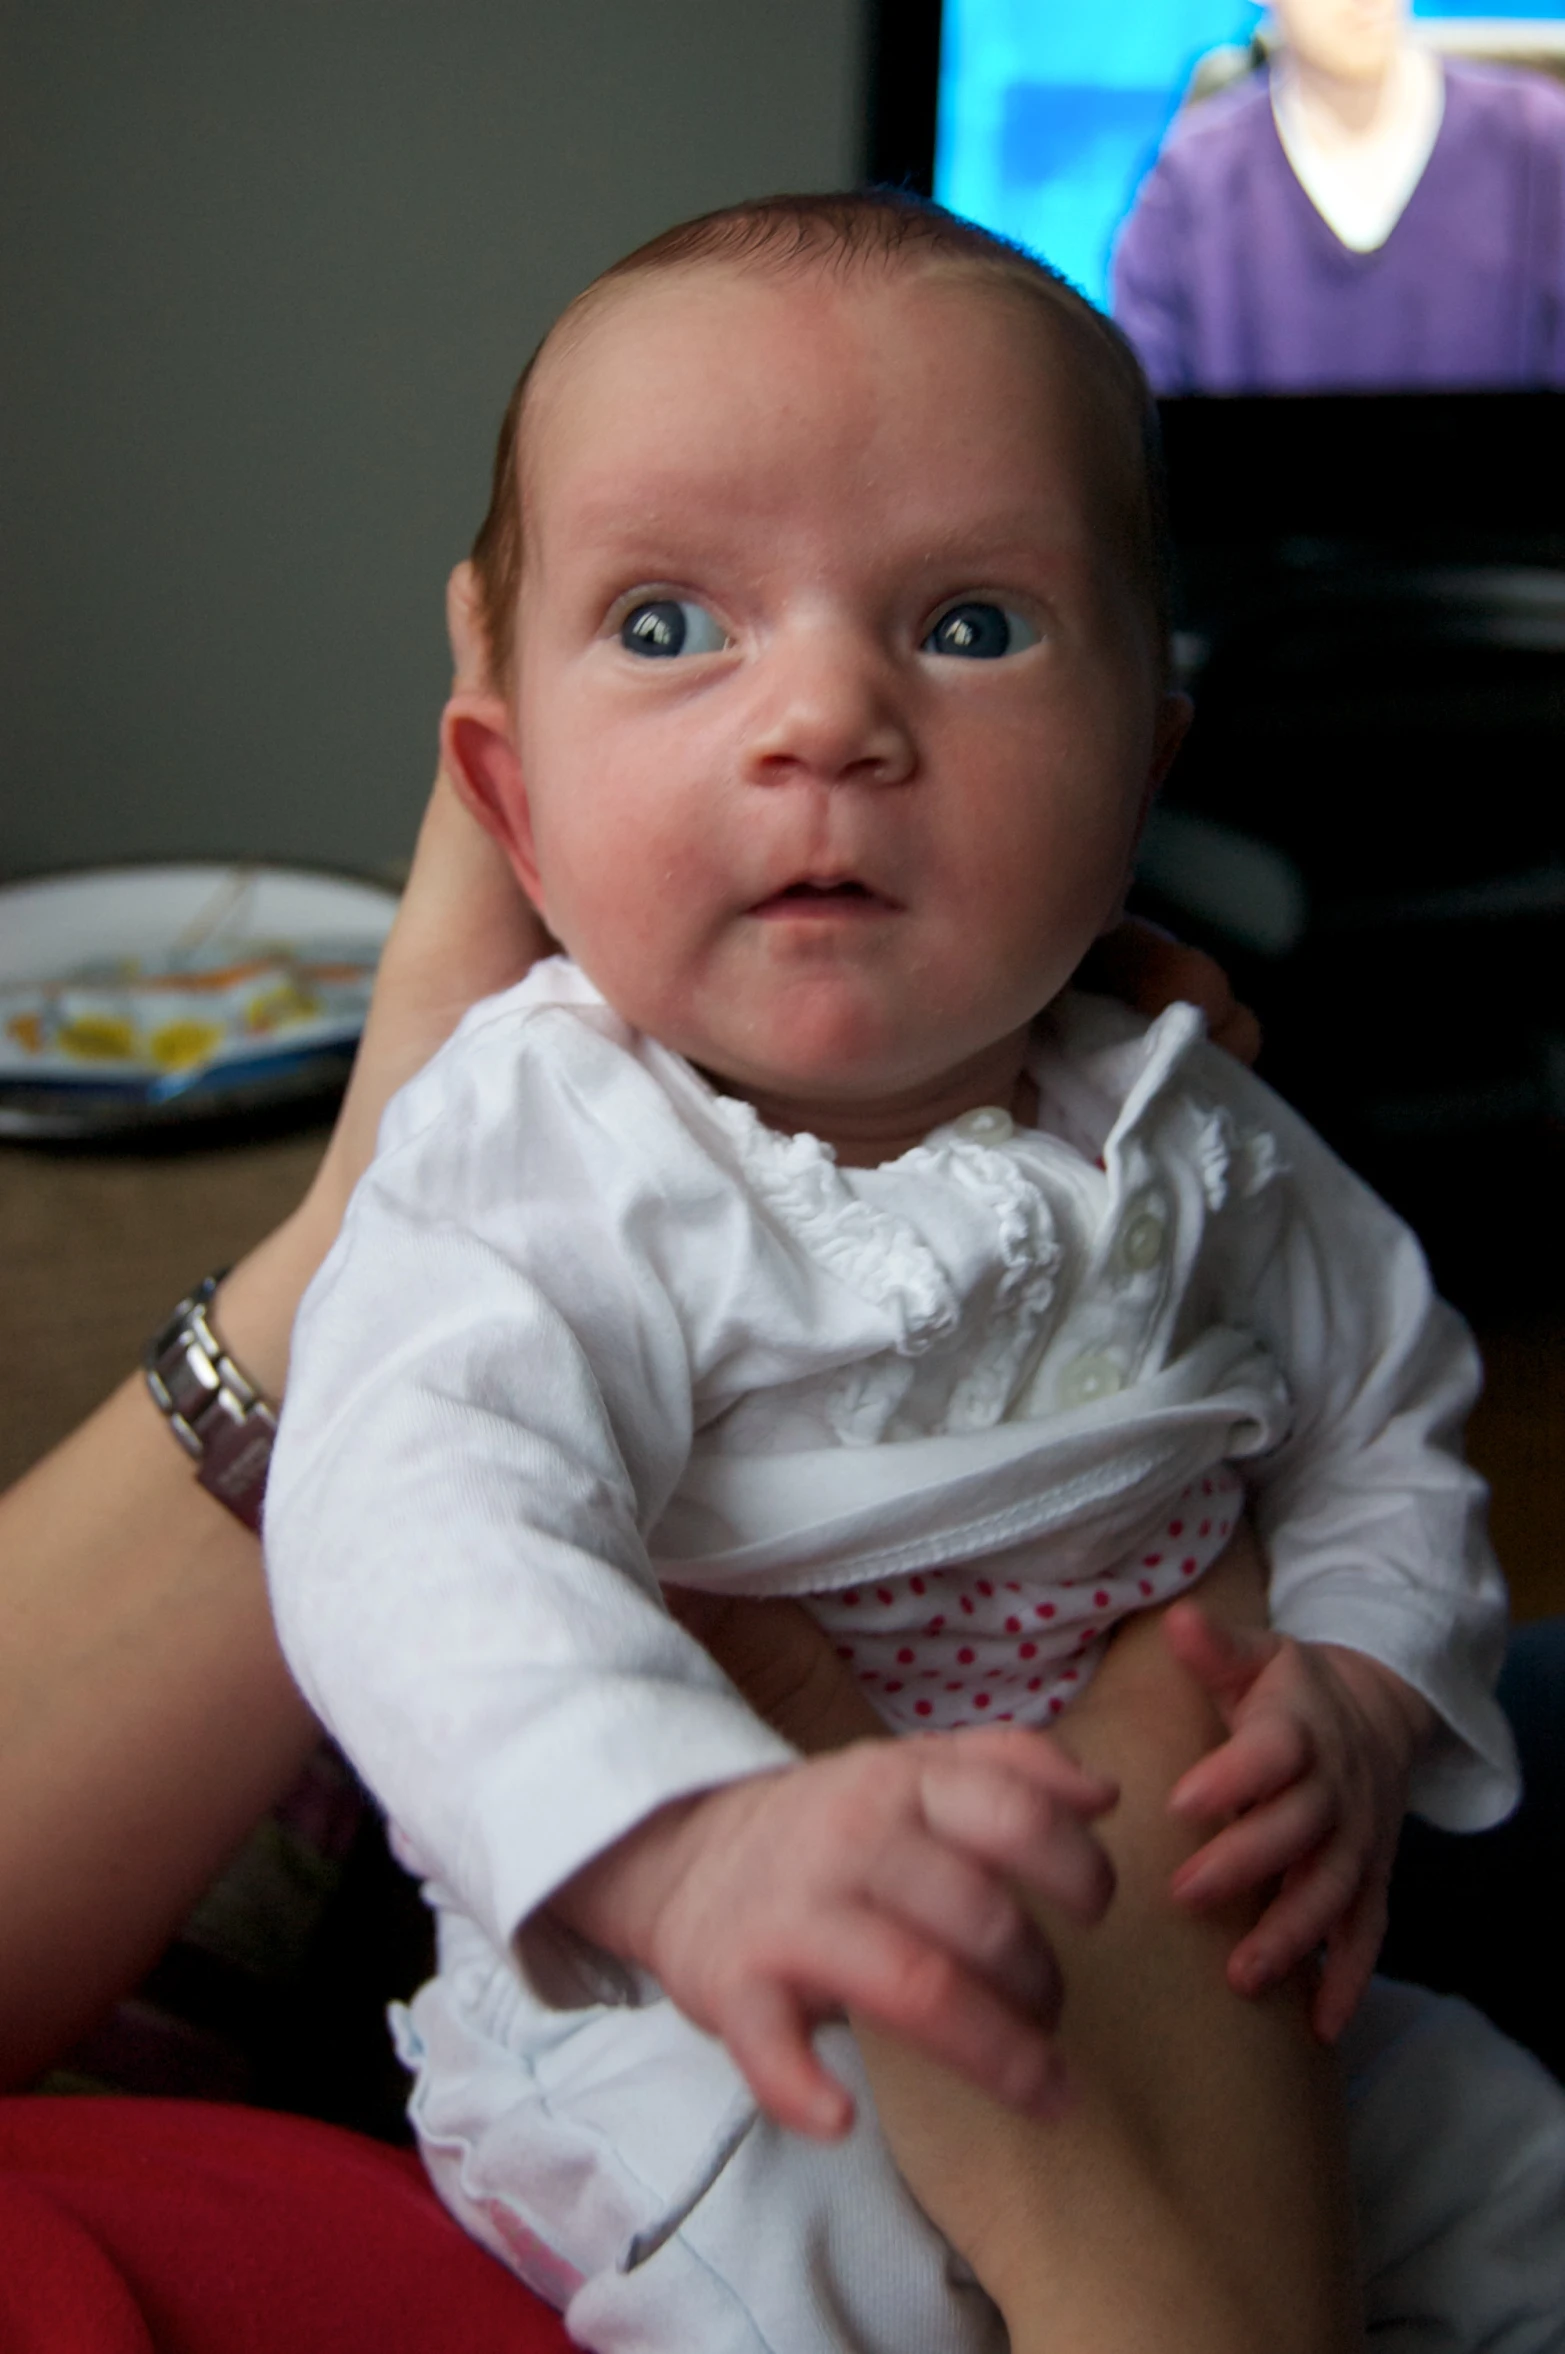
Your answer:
[1204,1051,1519,1832]
[264,1007,795,1979]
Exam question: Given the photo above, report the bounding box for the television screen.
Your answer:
[931,2,1565,392]
[871,0,1565,1310]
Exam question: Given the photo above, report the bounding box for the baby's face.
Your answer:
[453,267,1184,1146]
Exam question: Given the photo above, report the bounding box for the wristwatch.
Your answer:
[144,1273,278,1533]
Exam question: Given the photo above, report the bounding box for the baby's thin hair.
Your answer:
[470,189,1172,684]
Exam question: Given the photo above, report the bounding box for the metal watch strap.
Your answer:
[144,1273,278,1533]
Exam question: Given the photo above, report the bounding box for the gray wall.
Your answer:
[0,2,864,880]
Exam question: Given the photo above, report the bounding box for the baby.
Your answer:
[267,195,1527,2351]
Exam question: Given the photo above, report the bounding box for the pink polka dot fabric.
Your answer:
[806,1467,1243,1732]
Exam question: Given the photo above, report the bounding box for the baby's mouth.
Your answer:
[751,877,898,917]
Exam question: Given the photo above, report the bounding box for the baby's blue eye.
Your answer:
[619,599,727,658]
[923,603,1038,660]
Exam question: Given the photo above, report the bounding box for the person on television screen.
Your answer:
[1111,0,1565,393]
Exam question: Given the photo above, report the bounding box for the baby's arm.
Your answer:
[269,1026,1118,2137]
[552,1721,1117,2138]
[1159,1047,1517,2036]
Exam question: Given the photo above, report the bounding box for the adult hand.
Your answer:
[0,566,554,2086]
[1084,917,1261,1065]
[303,566,551,1235]
[227,567,551,1394]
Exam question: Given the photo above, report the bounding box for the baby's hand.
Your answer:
[552,1729,1117,2140]
[1161,1607,1434,2039]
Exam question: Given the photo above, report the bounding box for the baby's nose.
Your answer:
[742,631,916,788]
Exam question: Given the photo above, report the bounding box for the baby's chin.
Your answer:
[687,1022,1043,1160]
[668,999,946,1110]
[569,955,1043,1146]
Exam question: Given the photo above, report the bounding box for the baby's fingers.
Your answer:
[1170,1775,1335,1912]
[1312,1875,1389,2042]
[827,1910,1070,2120]
[1169,1702,1313,1825]
[1223,1832,1366,2001]
[865,1834,1063,2022]
[929,1723,1119,1815]
[1162,1602,1280,1715]
[917,1752,1115,1925]
[722,1978,856,2141]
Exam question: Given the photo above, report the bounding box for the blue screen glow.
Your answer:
[934,2,1565,308]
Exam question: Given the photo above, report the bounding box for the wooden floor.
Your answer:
[3,1135,1562,1623]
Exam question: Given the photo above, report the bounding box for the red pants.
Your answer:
[0,2097,570,2353]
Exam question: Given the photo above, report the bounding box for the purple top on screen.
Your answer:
[1111,60,1565,393]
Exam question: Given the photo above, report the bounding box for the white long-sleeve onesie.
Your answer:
[264,959,1542,2354]
[268,960,1514,1951]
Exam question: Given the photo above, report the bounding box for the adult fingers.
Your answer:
[1089,924,1262,1068]
[309,780,548,1212]
[1209,997,1264,1068]
[445,560,492,693]
[1086,921,1204,1026]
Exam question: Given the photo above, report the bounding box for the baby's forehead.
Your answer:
[519,261,1118,520]
[472,224,1166,687]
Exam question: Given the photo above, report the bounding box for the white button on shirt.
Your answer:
[1118,1207,1168,1272]
[1056,1350,1126,1406]
[947,1104,1015,1144]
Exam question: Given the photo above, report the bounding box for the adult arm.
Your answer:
[0,778,550,2087]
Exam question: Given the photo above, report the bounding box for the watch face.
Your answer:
[0,862,398,1141]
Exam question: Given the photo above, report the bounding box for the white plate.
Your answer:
[0,862,399,1142]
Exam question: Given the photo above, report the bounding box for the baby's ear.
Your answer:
[440,692,545,907]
